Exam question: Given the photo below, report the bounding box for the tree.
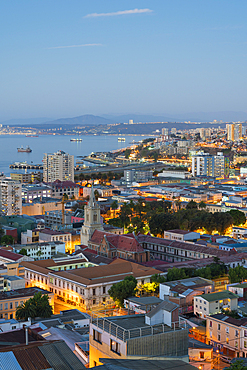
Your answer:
[125,149,131,159]
[16,292,53,320]
[108,276,137,307]
[229,360,246,369]
[111,200,118,218]
[19,248,28,256]
[149,213,178,236]
[186,200,198,209]
[0,235,15,245]
[198,201,206,209]
[226,209,246,226]
[63,193,69,200]
[94,190,100,201]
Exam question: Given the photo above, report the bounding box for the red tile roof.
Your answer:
[89,230,144,253]
[0,249,23,261]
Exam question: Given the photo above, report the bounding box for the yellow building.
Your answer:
[0,287,54,320]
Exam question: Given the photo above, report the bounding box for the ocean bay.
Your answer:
[0,134,148,176]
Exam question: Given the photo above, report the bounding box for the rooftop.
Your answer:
[0,287,51,301]
[0,249,24,262]
[197,290,239,302]
[98,359,197,370]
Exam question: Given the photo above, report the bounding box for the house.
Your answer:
[160,277,214,314]
[89,304,188,367]
[164,229,200,242]
[124,296,163,314]
[228,282,247,300]
[188,338,213,370]
[88,230,149,263]
[0,317,31,332]
[194,291,239,318]
[21,228,40,244]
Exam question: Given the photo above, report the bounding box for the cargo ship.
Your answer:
[26,135,39,137]
[70,138,83,142]
[17,146,32,153]
[118,137,126,142]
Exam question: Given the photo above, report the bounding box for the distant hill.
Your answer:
[103,111,247,123]
[42,114,113,126]
[0,117,53,126]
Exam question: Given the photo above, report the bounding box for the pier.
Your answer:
[9,163,43,170]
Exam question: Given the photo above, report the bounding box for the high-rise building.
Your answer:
[43,151,74,183]
[226,123,242,141]
[0,179,22,215]
[192,152,225,178]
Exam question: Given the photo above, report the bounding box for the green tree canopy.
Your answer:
[149,213,178,236]
[186,200,198,209]
[1,235,15,245]
[16,292,53,320]
[19,248,28,256]
[108,275,137,307]
[226,209,246,226]
[229,360,246,369]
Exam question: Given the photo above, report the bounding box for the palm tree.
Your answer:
[16,300,36,320]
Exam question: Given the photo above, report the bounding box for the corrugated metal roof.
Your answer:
[39,341,85,370]
[0,352,22,370]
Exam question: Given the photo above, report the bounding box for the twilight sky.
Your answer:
[0,0,247,120]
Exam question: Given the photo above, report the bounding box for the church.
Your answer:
[80,185,104,246]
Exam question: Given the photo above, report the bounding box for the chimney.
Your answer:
[25,327,28,345]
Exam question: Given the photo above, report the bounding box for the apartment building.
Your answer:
[89,301,188,367]
[22,258,160,311]
[136,234,233,263]
[43,150,74,183]
[191,152,226,178]
[194,291,239,318]
[206,314,247,358]
[0,287,54,320]
[14,241,65,259]
[10,171,43,183]
[22,184,52,203]
[0,179,22,216]
[44,210,72,229]
[48,180,79,199]
[39,229,71,253]
[226,123,242,141]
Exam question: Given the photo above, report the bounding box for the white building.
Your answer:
[43,150,74,183]
[192,152,225,178]
[164,229,200,242]
[194,291,239,318]
[14,241,65,259]
[0,179,22,216]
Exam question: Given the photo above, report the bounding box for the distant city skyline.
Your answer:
[1,0,247,120]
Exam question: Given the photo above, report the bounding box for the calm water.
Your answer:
[0,135,147,176]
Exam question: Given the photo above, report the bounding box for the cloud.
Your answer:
[84,8,153,18]
[47,43,103,49]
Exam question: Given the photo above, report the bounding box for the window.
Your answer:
[200,352,204,359]
[15,302,18,308]
[218,324,221,330]
[244,341,247,348]
[236,330,239,337]
[93,330,102,344]
[4,303,8,310]
[210,321,212,328]
[92,288,96,296]
[244,330,247,337]
[93,299,96,305]
[218,334,221,341]
[235,341,238,348]
[0,304,2,311]
[10,303,13,309]
[103,287,106,294]
[111,339,121,355]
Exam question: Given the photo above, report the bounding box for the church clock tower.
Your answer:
[80,185,104,246]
